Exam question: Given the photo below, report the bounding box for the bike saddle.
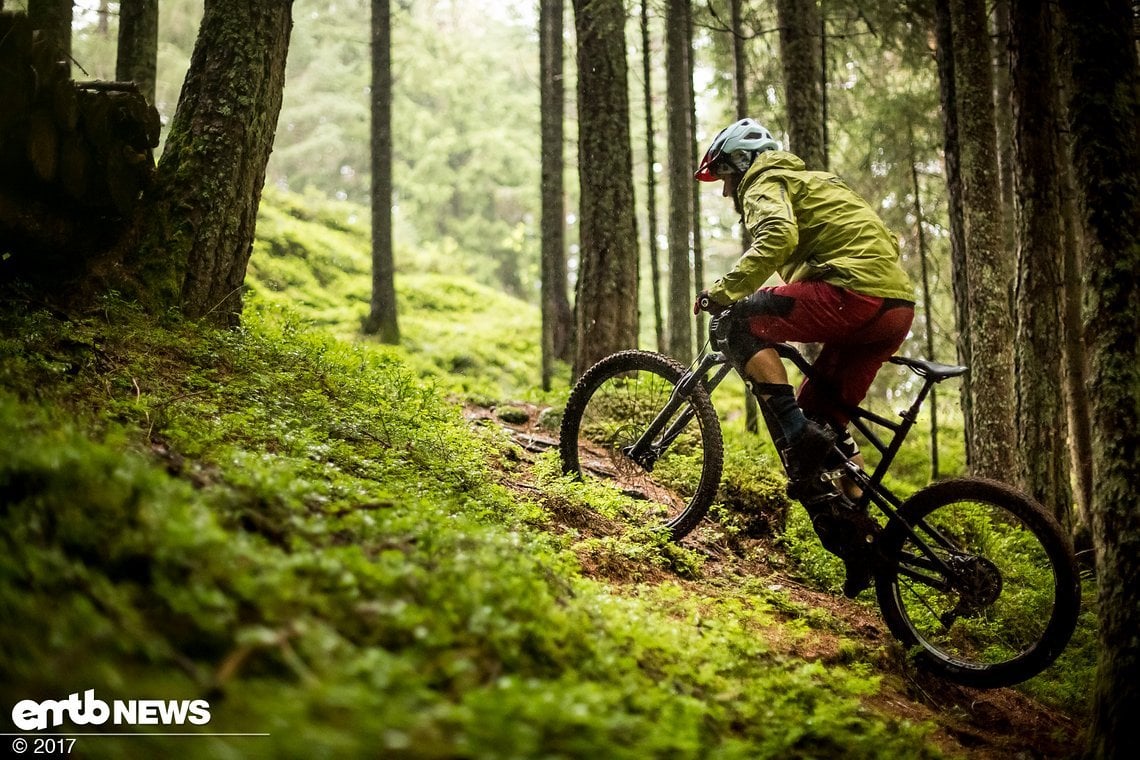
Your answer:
[889,356,968,381]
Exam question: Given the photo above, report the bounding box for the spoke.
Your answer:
[574,366,704,521]
[899,574,957,635]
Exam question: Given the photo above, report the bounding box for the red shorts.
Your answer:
[741,281,914,425]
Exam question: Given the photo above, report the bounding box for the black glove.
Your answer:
[694,290,731,315]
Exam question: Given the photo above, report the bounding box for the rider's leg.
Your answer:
[734,346,836,493]
[741,348,802,439]
[797,303,916,420]
[820,422,865,500]
[722,288,846,494]
[796,304,914,500]
[792,307,914,597]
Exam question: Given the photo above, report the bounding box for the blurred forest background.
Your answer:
[1,0,1138,757]
[56,0,955,363]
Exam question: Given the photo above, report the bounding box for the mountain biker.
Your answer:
[694,118,915,596]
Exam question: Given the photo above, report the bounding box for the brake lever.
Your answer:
[707,303,735,348]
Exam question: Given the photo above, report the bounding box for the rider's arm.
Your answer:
[707,178,799,304]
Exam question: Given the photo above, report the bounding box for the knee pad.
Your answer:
[736,289,797,318]
[722,315,774,373]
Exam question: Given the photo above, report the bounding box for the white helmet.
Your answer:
[695,118,780,182]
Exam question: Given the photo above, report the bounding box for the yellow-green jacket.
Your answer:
[707,151,914,304]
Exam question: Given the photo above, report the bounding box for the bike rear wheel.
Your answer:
[875,478,1081,688]
[560,350,723,540]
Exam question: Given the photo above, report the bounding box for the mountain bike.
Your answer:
[559,310,1081,688]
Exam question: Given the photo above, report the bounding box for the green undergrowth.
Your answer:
[248,189,558,400]
[0,297,941,758]
[253,185,1095,720]
[0,188,1092,756]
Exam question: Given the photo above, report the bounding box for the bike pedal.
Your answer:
[820,468,845,483]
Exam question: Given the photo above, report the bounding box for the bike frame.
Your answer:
[623,335,967,589]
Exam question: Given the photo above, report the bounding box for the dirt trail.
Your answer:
[465,403,1087,759]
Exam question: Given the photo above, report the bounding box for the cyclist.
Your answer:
[693,118,915,596]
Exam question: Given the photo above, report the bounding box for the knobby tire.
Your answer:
[874,478,1081,688]
[560,350,723,540]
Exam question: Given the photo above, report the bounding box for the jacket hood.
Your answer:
[733,151,806,213]
[747,150,806,177]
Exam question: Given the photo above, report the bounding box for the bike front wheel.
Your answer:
[875,478,1081,688]
[560,350,723,540]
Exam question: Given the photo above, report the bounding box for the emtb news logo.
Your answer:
[10,690,211,731]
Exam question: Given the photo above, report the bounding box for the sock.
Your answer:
[751,382,807,443]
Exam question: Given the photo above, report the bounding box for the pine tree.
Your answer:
[775,0,825,169]
[364,0,399,344]
[947,0,1017,478]
[665,0,693,361]
[1057,0,1140,753]
[540,0,572,388]
[116,0,159,104]
[1010,0,1070,521]
[570,0,640,376]
[132,0,294,324]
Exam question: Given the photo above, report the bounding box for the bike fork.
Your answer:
[622,354,731,470]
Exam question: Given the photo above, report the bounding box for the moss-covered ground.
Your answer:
[0,191,1094,758]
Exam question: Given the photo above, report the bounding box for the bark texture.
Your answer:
[571,0,640,377]
[1009,0,1070,522]
[116,0,159,105]
[1054,12,1095,538]
[990,0,1016,254]
[540,0,572,388]
[731,0,760,434]
[1057,0,1140,755]
[364,0,399,343]
[133,0,294,324]
[776,0,825,169]
[665,0,693,361]
[949,0,1017,479]
[933,0,973,459]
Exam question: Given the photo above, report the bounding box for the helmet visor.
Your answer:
[695,153,736,182]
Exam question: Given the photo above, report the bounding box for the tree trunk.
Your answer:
[665,0,693,362]
[933,0,973,461]
[1054,9,1095,542]
[910,133,939,480]
[776,0,825,169]
[731,0,747,119]
[1009,0,1071,524]
[949,0,1017,479]
[641,0,664,355]
[730,0,760,434]
[571,0,640,377]
[364,0,398,343]
[990,0,1016,255]
[27,0,71,70]
[1057,0,1140,755]
[540,0,571,388]
[132,0,294,325]
[687,2,705,348]
[116,0,159,106]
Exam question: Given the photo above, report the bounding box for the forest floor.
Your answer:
[465,401,1086,760]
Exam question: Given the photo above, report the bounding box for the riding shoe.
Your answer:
[842,554,874,598]
[783,420,837,500]
[806,492,878,599]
